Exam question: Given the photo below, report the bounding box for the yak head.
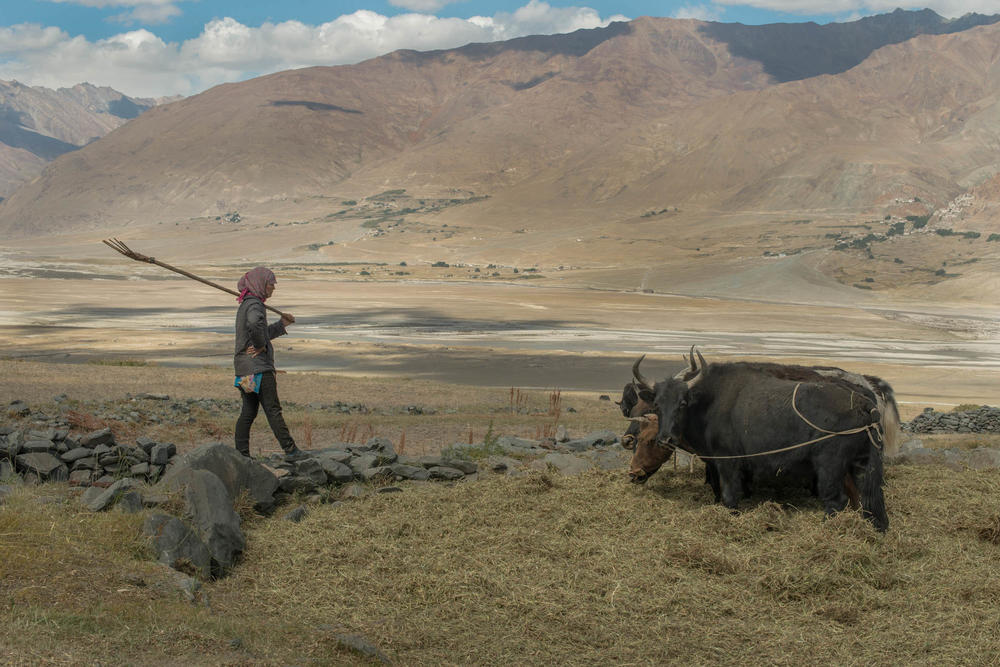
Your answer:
[627,413,674,484]
[626,348,705,483]
[617,381,653,451]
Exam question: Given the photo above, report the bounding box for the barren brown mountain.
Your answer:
[2,11,1000,302]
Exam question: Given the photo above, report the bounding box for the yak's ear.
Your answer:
[638,389,655,403]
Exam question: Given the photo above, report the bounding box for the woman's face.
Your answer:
[265,282,275,298]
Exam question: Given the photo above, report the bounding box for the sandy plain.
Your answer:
[1,265,998,416]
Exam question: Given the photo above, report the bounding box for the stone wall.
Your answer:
[905,406,1000,434]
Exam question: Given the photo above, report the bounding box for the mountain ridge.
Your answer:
[1,10,999,302]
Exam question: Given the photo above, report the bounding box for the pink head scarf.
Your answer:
[237,267,276,303]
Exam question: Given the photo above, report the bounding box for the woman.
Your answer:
[233,266,306,460]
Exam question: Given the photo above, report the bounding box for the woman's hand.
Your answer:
[281,313,295,326]
[245,344,261,357]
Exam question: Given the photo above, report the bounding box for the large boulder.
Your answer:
[144,513,212,580]
[163,468,245,578]
[159,442,278,513]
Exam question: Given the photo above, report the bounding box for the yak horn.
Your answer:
[687,346,707,388]
[674,345,699,381]
[632,355,654,392]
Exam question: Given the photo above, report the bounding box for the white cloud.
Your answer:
[672,4,725,21]
[0,24,69,55]
[44,0,184,25]
[713,1,1000,18]
[0,2,629,98]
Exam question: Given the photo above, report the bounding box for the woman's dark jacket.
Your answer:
[234,295,286,375]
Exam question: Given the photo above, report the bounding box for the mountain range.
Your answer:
[0,81,178,199]
[2,9,999,303]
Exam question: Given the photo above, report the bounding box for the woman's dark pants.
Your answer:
[235,371,296,456]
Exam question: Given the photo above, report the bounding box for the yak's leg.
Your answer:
[843,473,861,510]
[814,455,850,517]
[704,461,722,501]
[716,462,744,510]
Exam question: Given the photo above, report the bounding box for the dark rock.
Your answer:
[80,428,115,448]
[131,462,151,477]
[98,454,122,468]
[564,430,619,450]
[15,452,69,481]
[427,466,466,481]
[150,443,176,466]
[362,466,395,482]
[278,475,318,494]
[283,505,308,522]
[439,459,478,475]
[68,470,93,486]
[158,442,278,513]
[84,477,142,511]
[316,457,354,484]
[92,444,113,457]
[71,456,98,471]
[61,447,94,463]
[349,454,378,476]
[166,468,245,578]
[315,448,352,464]
[136,436,157,453]
[144,513,212,580]
[497,435,542,453]
[92,474,116,488]
[390,463,430,481]
[377,486,403,493]
[294,458,328,486]
[0,484,12,503]
[21,439,56,454]
[1,460,15,481]
[117,490,144,513]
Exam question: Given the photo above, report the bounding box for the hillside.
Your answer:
[1,11,1000,302]
[0,81,177,198]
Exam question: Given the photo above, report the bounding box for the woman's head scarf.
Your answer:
[237,267,276,303]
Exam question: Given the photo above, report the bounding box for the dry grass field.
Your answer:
[3,360,1000,664]
[4,461,1000,664]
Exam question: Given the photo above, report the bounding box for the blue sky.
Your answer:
[0,1,995,97]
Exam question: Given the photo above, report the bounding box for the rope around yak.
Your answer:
[644,382,884,461]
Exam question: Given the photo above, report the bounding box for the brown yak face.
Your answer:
[628,414,673,484]
[618,383,655,451]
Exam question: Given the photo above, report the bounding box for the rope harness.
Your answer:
[656,383,884,461]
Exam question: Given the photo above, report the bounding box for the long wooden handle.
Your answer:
[102,239,288,318]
